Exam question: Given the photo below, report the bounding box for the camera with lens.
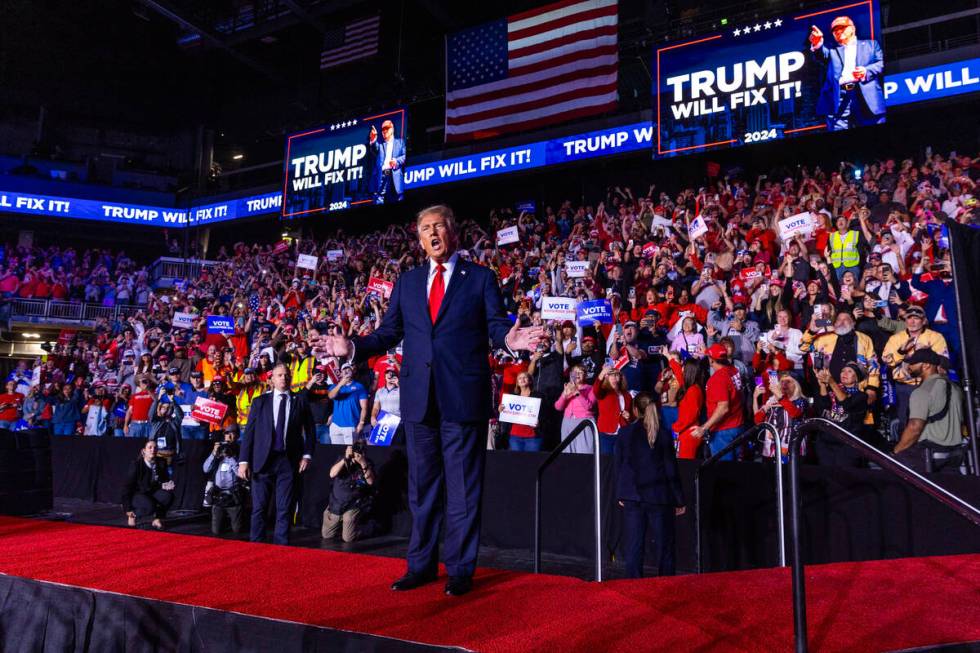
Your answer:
[215,441,237,458]
[351,439,367,457]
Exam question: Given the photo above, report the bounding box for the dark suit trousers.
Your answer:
[250,451,295,545]
[622,500,676,578]
[404,416,486,578]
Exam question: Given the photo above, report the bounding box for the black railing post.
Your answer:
[788,428,808,653]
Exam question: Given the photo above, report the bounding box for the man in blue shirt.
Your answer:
[327,363,368,444]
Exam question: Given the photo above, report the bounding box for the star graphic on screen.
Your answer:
[733,28,742,36]
[774,18,783,27]
[764,21,772,29]
[754,23,762,32]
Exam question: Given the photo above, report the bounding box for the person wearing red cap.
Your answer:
[808,15,885,131]
[690,343,745,460]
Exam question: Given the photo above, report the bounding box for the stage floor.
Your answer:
[2,514,979,652]
[42,497,648,580]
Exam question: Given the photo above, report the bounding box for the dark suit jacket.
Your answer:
[353,257,512,423]
[368,137,406,194]
[614,421,685,507]
[811,39,885,116]
[240,391,315,472]
[121,457,170,512]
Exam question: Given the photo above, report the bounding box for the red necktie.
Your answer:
[429,263,445,323]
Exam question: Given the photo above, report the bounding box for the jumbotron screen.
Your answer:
[282,108,407,218]
[653,0,883,158]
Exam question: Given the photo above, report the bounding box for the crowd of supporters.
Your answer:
[1,147,976,473]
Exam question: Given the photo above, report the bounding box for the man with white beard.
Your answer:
[802,308,880,408]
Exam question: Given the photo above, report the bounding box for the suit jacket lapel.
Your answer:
[435,258,467,325]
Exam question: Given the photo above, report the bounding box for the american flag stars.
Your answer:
[731,17,782,37]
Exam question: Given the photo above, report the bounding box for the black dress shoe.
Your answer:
[391,571,437,591]
[444,576,473,596]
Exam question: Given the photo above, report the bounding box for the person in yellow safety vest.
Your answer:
[289,341,316,392]
[233,368,266,428]
[881,305,949,430]
[800,311,880,425]
[825,216,863,281]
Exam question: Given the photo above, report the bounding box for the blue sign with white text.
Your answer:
[884,58,980,107]
[206,316,236,335]
[577,299,614,326]
[368,411,401,446]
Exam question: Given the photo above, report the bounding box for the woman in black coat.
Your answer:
[122,439,175,529]
[614,392,686,578]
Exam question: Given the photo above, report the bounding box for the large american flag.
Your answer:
[445,0,618,143]
[319,14,380,70]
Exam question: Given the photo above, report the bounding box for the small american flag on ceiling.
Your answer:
[445,0,618,142]
[320,14,380,70]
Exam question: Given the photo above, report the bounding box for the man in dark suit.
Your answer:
[321,205,544,596]
[238,363,315,545]
[367,120,405,203]
[809,16,885,131]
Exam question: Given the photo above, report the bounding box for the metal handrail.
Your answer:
[787,418,980,653]
[693,422,787,573]
[533,418,602,581]
[5,298,146,324]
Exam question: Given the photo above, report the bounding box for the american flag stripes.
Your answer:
[445,0,618,142]
[319,14,380,70]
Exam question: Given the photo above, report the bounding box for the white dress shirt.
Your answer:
[427,252,459,298]
[384,138,394,168]
[839,41,858,85]
[270,390,312,460]
[272,391,291,434]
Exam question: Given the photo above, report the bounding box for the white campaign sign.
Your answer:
[499,394,541,427]
[296,254,318,270]
[688,214,709,240]
[565,260,590,278]
[652,215,674,229]
[541,296,578,321]
[496,225,520,246]
[778,212,817,241]
[171,312,195,329]
[326,249,344,262]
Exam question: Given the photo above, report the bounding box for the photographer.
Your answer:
[202,425,246,535]
[322,441,375,543]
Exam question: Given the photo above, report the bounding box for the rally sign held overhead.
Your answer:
[497,226,520,246]
[541,296,578,321]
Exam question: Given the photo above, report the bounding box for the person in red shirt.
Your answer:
[0,380,24,429]
[594,365,632,454]
[672,359,709,460]
[689,344,745,461]
[125,377,156,439]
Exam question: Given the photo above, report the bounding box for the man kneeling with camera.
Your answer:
[202,425,248,535]
[323,440,375,543]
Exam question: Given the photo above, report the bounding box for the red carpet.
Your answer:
[0,516,978,652]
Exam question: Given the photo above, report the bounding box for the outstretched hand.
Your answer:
[317,334,352,359]
[505,322,546,352]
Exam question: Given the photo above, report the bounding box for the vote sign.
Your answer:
[191,397,228,426]
[499,394,541,427]
[541,296,578,321]
[565,260,590,278]
[296,253,318,270]
[326,249,344,262]
[367,276,394,299]
[496,226,520,246]
[368,411,401,446]
[577,298,614,325]
[172,311,196,329]
[206,315,235,335]
[688,214,709,240]
[778,212,817,241]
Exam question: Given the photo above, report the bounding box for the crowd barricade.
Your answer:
[4,299,147,325]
